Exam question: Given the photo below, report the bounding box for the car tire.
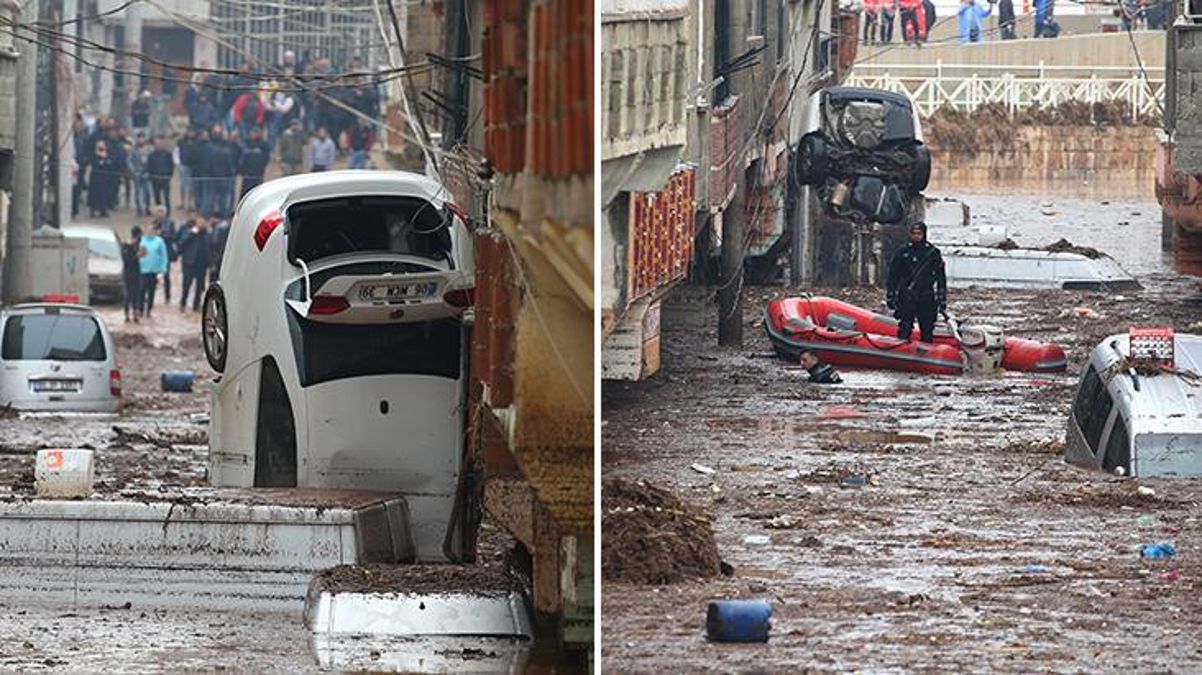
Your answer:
[910,144,932,192]
[202,284,228,373]
[795,133,830,186]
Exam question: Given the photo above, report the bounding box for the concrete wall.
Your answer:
[927,125,1157,197]
[856,31,1165,75]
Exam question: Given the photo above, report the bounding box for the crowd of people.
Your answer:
[858,0,1176,45]
[118,207,231,322]
[854,0,1069,44]
[69,51,382,321]
[860,0,937,44]
[73,54,380,220]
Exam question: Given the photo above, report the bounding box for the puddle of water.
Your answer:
[949,192,1172,276]
[705,417,814,435]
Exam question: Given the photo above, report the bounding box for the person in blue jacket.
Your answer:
[138,221,170,317]
[958,0,993,43]
[1034,0,1055,37]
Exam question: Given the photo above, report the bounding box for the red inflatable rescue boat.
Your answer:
[764,296,1067,375]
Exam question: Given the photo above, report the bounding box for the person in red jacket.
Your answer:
[232,90,266,140]
[899,0,927,43]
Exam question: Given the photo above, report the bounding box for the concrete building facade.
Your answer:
[602,0,836,369]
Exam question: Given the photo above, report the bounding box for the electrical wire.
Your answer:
[379,0,439,177]
[0,24,428,96]
[139,0,431,151]
[2,17,424,83]
[1120,4,1164,117]
[712,0,829,320]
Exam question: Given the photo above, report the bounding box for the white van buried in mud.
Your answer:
[0,303,121,413]
[1066,330,1202,477]
[201,171,475,561]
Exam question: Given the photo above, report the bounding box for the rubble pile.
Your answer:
[923,101,1159,157]
[602,479,721,585]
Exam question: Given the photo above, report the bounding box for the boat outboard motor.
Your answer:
[960,324,1005,374]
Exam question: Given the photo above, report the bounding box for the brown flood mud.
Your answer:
[602,195,1202,671]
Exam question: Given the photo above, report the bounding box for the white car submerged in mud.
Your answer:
[201,171,475,561]
[1066,331,1202,477]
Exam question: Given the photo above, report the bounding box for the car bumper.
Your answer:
[5,397,121,414]
[89,275,125,302]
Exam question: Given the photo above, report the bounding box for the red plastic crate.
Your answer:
[1129,326,1175,368]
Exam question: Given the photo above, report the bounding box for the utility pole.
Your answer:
[112,0,141,126]
[788,169,804,286]
[31,0,62,229]
[4,0,37,303]
[717,198,743,346]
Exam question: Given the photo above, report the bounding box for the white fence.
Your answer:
[845,62,1165,120]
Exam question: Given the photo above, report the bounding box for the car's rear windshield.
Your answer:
[286,314,460,387]
[1,314,107,361]
[72,234,120,259]
[287,195,454,267]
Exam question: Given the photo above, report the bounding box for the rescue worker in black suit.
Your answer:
[886,221,947,343]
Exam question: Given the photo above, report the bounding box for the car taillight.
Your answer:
[310,295,350,315]
[444,287,475,308]
[110,369,122,397]
[446,202,469,225]
[253,211,284,251]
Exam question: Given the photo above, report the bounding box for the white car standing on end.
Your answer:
[201,171,475,562]
[0,303,121,413]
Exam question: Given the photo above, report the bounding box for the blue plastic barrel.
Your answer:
[706,599,772,643]
[160,371,195,393]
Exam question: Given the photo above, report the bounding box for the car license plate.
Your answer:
[357,281,438,303]
[31,379,82,393]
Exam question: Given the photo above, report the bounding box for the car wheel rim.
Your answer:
[203,293,226,366]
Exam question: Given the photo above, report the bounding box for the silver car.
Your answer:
[61,224,125,304]
[1066,332,1202,477]
[0,303,121,413]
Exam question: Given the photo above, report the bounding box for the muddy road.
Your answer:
[601,194,1202,671]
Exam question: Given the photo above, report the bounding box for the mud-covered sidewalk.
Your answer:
[601,197,1202,671]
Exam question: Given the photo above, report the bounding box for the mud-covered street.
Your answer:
[601,193,1202,671]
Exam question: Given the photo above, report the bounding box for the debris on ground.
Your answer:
[315,540,523,597]
[1139,542,1177,559]
[998,438,1065,455]
[923,102,1159,158]
[602,196,1202,671]
[1044,238,1106,259]
[705,599,773,643]
[111,425,207,449]
[602,479,722,584]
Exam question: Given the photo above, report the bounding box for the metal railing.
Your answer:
[845,61,1165,120]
